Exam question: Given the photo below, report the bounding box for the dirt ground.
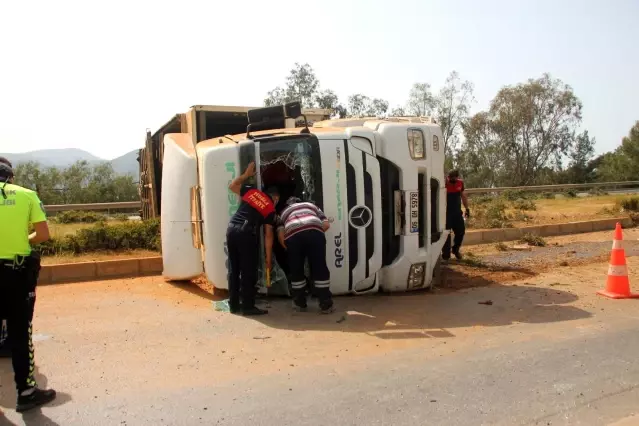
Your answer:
[4,228,639,424]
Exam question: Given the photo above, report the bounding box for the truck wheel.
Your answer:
[429,257,442,291]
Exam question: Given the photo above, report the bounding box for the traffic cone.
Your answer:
[597,223,639,299]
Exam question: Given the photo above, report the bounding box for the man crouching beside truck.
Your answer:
[277,197,334,314]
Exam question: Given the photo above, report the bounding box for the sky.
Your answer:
[1,0,637,160]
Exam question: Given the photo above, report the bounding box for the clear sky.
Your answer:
[1,0,637,160]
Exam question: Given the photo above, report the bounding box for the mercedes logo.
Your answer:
[348,205,372,229]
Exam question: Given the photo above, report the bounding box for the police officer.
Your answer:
[443,169,470,260]
[227,162,280,316]
[277,197,334,314]
[0,157,57,412]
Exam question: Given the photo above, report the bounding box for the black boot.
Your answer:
[452,248,463,260]
[241,306,268,316]
[16,388,57,413]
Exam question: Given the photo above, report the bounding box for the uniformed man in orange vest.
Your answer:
[226,162,280,315]
[443,170,470,260]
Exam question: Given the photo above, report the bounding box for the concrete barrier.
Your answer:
[465,216,633,246]
[38,216,634,285]
[39,256,163,285]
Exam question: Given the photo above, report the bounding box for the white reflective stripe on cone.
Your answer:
[612,240,624,250]
[608,264,628,276]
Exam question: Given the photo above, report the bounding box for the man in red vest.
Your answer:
[443,170,470,260]
[227,162,280,315]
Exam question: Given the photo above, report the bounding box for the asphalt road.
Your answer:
[2,260,639,425]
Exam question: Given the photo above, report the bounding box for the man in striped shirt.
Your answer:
[277,197,334,313]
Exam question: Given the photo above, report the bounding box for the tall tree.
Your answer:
[264,63,320,108]
[315,89,347,118]
[347,94,389,117]
[566,130,596,182]
[597,121,639,181]
[435,71,475,155]
[407,83,436,117]
[390,106,406,116]
[457,112,505,188]
[489,73,583,185]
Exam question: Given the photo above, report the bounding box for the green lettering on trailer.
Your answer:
[225,162,239,217]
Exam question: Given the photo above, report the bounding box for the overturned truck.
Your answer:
[146,102,448,296]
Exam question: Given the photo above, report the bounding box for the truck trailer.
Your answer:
[156,102,448,296]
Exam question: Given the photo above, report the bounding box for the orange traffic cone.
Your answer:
[597,223,639,299]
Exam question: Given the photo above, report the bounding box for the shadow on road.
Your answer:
[0,361,71,425]
[247,264,591,339]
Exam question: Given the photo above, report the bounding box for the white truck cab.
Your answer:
[159,103,448,296]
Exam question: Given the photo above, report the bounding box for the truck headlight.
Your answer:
[407,262,426,288]
[408,129,425,160]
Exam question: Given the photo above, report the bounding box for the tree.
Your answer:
[563,130,596,183]
[390,106,406,116]
[13,161,139,205]
[347,94,389,117]
[435,71,475,155]
[407,83,436,117]
[457,112,505,188]
[315,89,347,118]
[488,73,583,185]
[597,121,639,181]
[264,63,320,108]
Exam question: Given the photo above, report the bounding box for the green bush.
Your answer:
[469,195,494,205]
[541,192,555,199]
[36,219,161,256]
[564,190,578,198]
[519,233,546,247]
[588,187,608,196]
[617,196,639,212]
[112,213,131,221]
[501,190,538,202]
[468,199,511,229]
[54,210,108,224]
[513,199,537,211]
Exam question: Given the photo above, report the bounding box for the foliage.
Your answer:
[519,233,547,247]
[13,160,138,205]
[617,196,639,212]
[406,83,436,117]
[436,71,475,154]
[513,199,537,211]
[500,190,538,202]
[35,219,161,256]
[596,121,639,182]
[494,242,508,251]
[347,94,388,117]
[54,210,108,224]
[467,199,511,229]
[564,190,578,198]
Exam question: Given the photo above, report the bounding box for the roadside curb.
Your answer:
[39,216,633,285]
[464,216,633,246]
[38,257,163,286]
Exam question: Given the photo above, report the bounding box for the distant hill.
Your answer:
[1,148,139,177]
[110,150,139,176]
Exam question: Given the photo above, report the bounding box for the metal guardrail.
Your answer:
[43,181,639,212]
[465,181,639,195]
[44,201,140,213]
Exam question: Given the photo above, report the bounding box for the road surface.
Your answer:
[2,237,639,425]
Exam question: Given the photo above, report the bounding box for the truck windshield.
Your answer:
[258,135,323,209]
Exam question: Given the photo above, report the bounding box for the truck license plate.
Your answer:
[409,191,419,233]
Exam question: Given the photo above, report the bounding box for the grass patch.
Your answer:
[519,233,546,247]
[616,196,639,212]
[541,192,555,199]
[494,242,508,251]
[513,199,537,211]
[467,199,511,229]
[53,210,108,223]
[588,187,608,196]
[458,252,487,268]
[35,219,161,256]
[501,190,538,202]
